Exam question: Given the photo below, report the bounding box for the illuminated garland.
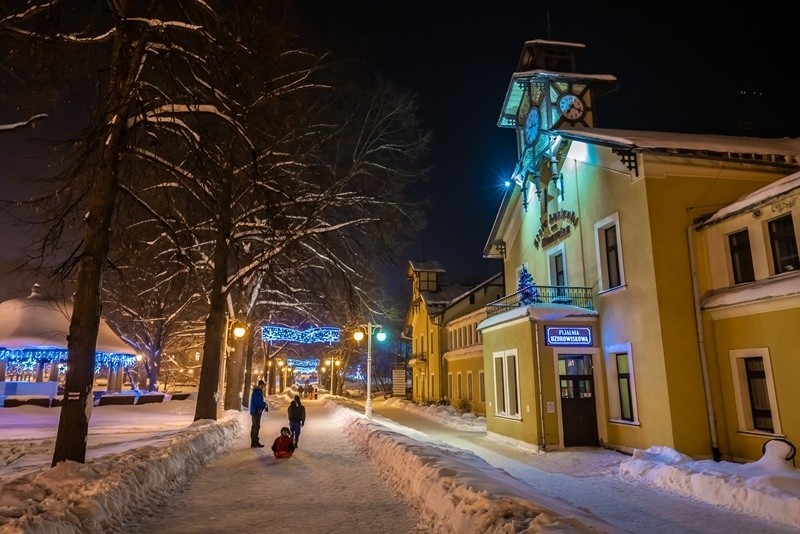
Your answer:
[262,325,340,344]
[0,349,137,373]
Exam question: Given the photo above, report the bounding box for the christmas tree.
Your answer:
[517,266,541,305]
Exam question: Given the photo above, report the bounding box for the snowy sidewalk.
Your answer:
[136,399,420,533]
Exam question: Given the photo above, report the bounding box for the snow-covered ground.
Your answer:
[0,394,798,532]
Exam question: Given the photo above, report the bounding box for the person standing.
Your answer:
[287,394,306,448]
[249,380,268,447]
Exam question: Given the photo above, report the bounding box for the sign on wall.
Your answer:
[544,326,593,347]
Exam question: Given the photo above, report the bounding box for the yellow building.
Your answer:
[405,261,502,410]
[479,39,800,458]
[692,172,800,461]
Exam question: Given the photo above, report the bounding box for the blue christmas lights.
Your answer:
[261,326,341,344]
[0,349,137,373]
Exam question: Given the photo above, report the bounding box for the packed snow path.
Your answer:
[136,399,420,533]
[371,403,795,533]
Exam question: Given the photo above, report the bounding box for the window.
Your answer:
[728,229,755,284]
[605,344,638,423]
[447,373,453,400]
[616,353,634,422]
[493,350,520,417]
[478,371,485,403]
[430,373,435,400]
[548,245,569,302]
[419,271,437,291]
[730,348,781,434]
[595,213,625,291]
[467,371,474,401]
[745,358,773,432]
[768,214,799,275]
[457,373,463,400]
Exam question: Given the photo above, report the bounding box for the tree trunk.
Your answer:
[224,335,245,410]
[194,231,230,421]
[242,337,254,408]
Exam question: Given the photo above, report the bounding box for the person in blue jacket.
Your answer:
[250,380,268,447]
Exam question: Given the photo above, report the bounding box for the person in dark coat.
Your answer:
[271,426,296,458]
[287,395,306,447]
[249,380,268,447]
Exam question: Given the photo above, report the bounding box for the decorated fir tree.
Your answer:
[517,266,540,305]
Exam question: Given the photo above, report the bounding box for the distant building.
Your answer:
[404,261,503,412]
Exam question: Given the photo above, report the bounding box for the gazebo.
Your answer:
[0,284,137,398]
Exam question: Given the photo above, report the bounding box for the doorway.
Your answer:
[558,354,599,446]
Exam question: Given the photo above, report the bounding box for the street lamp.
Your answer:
[353,323,386,419]
[219,318,246,417]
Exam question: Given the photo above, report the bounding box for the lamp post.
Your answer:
[353,323,386,419]
[219,318,246,417]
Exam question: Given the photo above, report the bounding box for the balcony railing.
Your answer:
[486,285,594,317]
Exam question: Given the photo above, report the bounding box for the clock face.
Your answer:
[524,108,540,144]
[557,94,585,121]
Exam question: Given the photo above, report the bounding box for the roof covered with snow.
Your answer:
[556,128,800,159]
[478,303,598,330]
[0,284,135,354]
[700,272,800,310]
[703,170,800,226]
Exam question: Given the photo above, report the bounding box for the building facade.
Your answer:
[478,40,800,459]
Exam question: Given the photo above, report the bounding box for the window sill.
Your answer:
[609,418,640,427]
[598,284,628,296]
[736,429,785,438]
[494,413,522,421]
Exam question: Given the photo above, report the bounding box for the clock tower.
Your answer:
[498,39,617,180]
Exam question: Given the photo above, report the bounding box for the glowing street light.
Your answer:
[353,322,386,419]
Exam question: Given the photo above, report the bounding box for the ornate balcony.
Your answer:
[486,285,594,317]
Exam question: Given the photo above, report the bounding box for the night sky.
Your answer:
[2,1,800,303]
[301,0,800,298]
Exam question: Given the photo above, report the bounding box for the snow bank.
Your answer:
[384,396,487,432]
[332,403,601,533]
[0,411,247,533]
[620,442,800,528]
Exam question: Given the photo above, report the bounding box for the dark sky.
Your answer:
[3,2,799,303]
[300,1,800,297]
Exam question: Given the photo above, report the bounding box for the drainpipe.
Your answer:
[687,222,721,461]
[534,319,547,451]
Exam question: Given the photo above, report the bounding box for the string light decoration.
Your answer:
[287,358,320,375]
[261,326,340,344]
[1,349,137,373]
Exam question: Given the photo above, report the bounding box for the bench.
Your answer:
[97,395,136,406]
[1,397,52,408]
[169,393,191,401]
[136,394,165,405]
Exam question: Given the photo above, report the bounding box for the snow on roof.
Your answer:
[557,128,800,158]
[700,272,800,310]
[421,284,473,311]
[407,260,445,273]
[703,170,800,225]
[0,284,135,354]
[524,38,585,49]
[478,303,598,330]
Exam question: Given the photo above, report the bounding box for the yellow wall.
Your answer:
[444,355,486,415]
[709,308,800,460]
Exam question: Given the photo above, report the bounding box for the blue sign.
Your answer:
[544,326,593,347]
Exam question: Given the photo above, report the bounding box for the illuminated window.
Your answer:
[728,229,755,284]
[595,213,625,291]
[768,214,799,275]
[605,344,638,423]
[493,349,520,417]
[730,348,780,435]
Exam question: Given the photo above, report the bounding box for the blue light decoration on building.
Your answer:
[261,325,341,344]
[0,349,138,373]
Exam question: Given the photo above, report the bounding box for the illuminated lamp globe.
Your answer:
[232,325,246,339]
[376,331,387,342]
[353,331,365,342]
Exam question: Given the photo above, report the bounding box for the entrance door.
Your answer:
[559,354,599,447]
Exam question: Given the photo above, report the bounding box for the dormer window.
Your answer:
[419,271,437,292]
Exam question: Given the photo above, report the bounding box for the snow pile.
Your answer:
[333,404,602,533]
[620,442,800,528]
[384,396,487,432]
[0,410,247,533]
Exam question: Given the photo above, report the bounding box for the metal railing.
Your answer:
[486,285,594,317]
